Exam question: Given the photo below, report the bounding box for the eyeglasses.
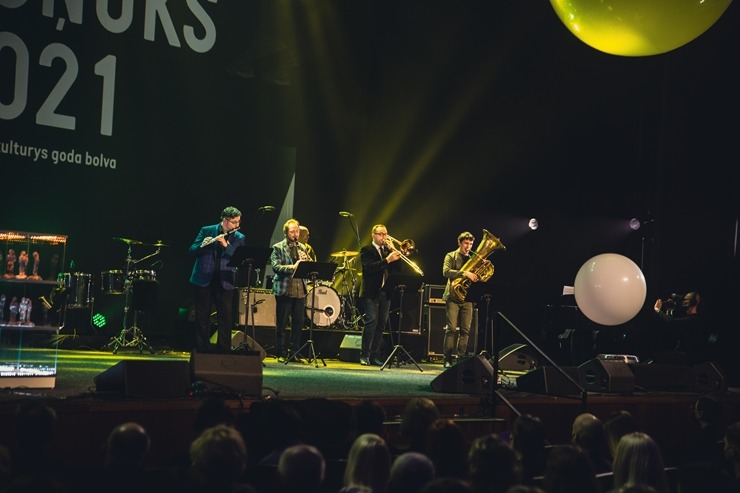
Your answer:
[373,232,387,236]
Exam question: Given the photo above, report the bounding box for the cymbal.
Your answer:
[330,250,358,257]
[148,240,169,247]
[112,237,142,245]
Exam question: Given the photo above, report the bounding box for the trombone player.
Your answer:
[359,224,402,366]
[442,231,482,368]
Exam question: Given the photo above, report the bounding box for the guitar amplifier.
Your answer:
[424,284,446,305]
[238,288,276,327]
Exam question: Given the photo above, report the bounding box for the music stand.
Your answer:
[381,274,423,372]
[228,246,272,357]
[286,261,336,367]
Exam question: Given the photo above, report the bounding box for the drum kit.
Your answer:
[99,236,167,353]
[305,249,363,330]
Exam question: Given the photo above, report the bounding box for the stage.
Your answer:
[0,345,739,473]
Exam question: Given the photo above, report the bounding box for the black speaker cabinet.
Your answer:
[497,343,539,372]
[190,351,263,396]
[578,358,634,393]
[238,289,276,327]
[94,360,191,398]
[514,366,581,395]
[425,304,478,357]
[692,361,727,393]
[430,355,493,394]
[209,330,267,360]
[338,333,362,362]
[629,363,693,391]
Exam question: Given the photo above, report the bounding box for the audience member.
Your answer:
[105,422,151,469]
[542,444,601,493]
[675,461,733,493]
[611,432,670,493]
[292,398,354,460]
[340,433,391,493]
[187,424,256,492]
[395,397,440,454]
[603,411,639,461]
[354,399,387,438]
[10,400,63,482]
[420,477,473,493]
[572,413,612,473]
[678,395,725,466]
[511,414,548,484]
[254,400,304,466]
[389,451,436,493]
[425,418,468,480]
[468,433,522,493]
[277,443,325,493]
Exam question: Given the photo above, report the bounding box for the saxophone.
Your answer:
[450,229,506,302]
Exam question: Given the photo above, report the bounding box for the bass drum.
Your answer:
[305,284,341,327]
[100,270,126,294]
[62,272,92,309]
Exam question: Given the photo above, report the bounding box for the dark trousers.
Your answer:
[194,282,234,353]
[362,292,389,358]
[275,295,305,356]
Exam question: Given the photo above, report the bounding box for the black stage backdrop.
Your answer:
[1,1,738,379]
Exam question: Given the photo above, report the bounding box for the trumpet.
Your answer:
[200,227,240,248]
[385,235,424,276]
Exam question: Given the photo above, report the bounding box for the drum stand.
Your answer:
[381,284,423,372]
[104,242,153,354]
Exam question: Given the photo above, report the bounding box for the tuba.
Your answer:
[450,229,506,302]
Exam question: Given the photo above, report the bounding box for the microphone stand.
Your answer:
[341,213,362,250]
[479,294,492,358]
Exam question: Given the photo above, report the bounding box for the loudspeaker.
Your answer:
[430,355,493,394]
[578,358,634,393]
[238,289,276,327]
[425,305,478,356]
[514,366,581,395]
[190,351,263,396]
[209,330,267,360]
[94,360,191,398]
[497,343,538,372]
[691,361,726,393]
[338,334,362,362]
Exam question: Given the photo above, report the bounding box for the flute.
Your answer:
[200,227,240,248]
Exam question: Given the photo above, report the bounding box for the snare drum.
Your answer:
[130,270,157,281]
[62,272,92,309]
[305,284,341,327]
[100,270,126,294]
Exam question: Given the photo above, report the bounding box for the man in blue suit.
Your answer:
[189,206,245,353]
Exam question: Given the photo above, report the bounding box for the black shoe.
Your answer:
[359,356,371,366]
[370,358,385,366]
[444,360,453,368]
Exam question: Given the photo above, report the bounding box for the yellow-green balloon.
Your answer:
[550,0,733,56]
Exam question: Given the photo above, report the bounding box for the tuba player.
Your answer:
[442,231,479,368]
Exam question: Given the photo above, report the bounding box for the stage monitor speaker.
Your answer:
[425,305,478,357]
[94,360,191,398]
[692,361,726,393]
[514,366,581,395]
[430,355,493,394]
[190,351,263,396]
[210,330,267,360]
[578,358,634,393]
[338,334,362,362]
[497,343,538,372]
[238,289,276,327]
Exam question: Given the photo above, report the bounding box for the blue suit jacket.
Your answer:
[188,224,245,289]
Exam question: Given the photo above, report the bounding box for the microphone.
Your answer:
[339,211,354,217]
[259,205,276,211]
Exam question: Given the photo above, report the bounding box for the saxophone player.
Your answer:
[271,218,310,362]
[442,231,480,368]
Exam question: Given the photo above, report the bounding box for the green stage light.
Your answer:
[92,313,107,328]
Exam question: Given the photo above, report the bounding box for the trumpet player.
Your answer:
[359,224,402,366]
[189,206,245,354]
[271,218,310,362]
[442,231,480,368]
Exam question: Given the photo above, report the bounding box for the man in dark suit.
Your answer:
[189,206,245,353]
[359,224,401,366]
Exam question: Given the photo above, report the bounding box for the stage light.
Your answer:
[528,218,539,231]
[92,313,107,328]
[629,218,641,231]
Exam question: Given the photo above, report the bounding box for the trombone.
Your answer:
[385,235,424,276]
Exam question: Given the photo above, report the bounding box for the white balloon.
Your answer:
[574,253,647,326]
